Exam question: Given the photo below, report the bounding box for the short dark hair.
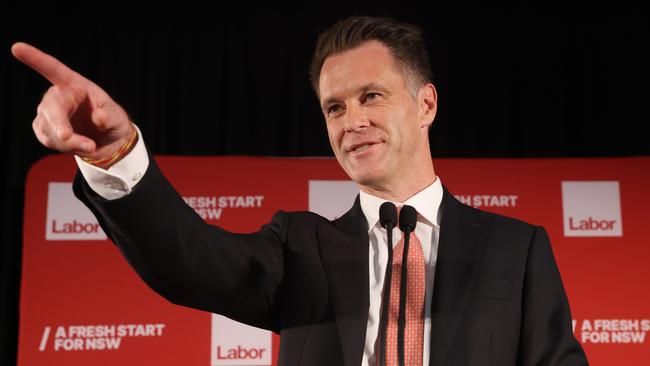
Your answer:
[309,16,433,97]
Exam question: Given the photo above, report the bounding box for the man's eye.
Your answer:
[327,105,342,116]
[364,93,381,102]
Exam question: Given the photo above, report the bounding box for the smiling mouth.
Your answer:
[347,142,382,157]
[352,144,374,153]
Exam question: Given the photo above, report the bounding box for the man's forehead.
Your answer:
[319,42,404,104]
[321,82,391,106]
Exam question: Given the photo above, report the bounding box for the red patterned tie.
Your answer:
[382,208,425,365]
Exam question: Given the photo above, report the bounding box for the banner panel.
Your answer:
[20,155,650,365]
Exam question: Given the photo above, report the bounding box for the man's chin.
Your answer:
[342,157,389,184]
[348,169,385,187]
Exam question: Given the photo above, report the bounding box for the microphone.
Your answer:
[378,202,397,366]
[397,205,417,366]
[398,205,417,234]
[379,202,397,231]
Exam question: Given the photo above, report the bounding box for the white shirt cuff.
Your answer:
[74,124,149,200]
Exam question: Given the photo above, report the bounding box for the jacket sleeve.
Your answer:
[73,153,286,332]
[516,226,589,365]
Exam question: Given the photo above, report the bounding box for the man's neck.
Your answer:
[359,170,437,203]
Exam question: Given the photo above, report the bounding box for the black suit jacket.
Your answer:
[73,157,588,365]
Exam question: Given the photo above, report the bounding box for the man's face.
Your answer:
[319,41,435,190]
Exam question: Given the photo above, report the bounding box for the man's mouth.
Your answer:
[352,143,374,153]
[346,141,383,158]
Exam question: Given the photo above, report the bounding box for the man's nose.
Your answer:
[343,103,370,132]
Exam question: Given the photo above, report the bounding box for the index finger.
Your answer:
[11,42,79,87]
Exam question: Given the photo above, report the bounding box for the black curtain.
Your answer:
[1,11,649,365]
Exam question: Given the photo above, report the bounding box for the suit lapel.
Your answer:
[429,186,489,365]
[318,195,369,366]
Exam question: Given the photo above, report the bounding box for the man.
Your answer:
[13,16,588,365]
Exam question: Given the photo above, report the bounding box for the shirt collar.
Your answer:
[359,177,443,233]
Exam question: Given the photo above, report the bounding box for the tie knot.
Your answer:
[396,205,408,221]
[395,205,403,227]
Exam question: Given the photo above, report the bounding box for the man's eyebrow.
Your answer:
[361,82,390,93]
[321,82,390,108]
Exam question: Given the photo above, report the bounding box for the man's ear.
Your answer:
[418,83,437,129]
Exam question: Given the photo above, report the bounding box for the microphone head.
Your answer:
[379,202,397,229]
[398,205,417,233]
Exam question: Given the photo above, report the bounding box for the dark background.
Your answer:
[1,11,649,364]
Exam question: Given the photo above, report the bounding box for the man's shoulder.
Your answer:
[285,210,357,231]
[453,200,549,261]
[269,210,338,229]
[281,210,329,221]
[455,198,542,239]
[274,206,366,236]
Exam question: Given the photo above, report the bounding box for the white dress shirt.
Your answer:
[75,127,444,366]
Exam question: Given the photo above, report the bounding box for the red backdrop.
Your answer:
[20,155,650,365]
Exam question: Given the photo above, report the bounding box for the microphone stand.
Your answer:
[378,202,397,366]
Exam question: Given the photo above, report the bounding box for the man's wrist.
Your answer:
[80,124,138,169]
